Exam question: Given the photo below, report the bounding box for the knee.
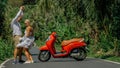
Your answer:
[23,48,28,52]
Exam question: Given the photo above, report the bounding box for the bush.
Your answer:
[0,38,14,61]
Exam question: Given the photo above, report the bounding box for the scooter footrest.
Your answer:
[54,53,67,57]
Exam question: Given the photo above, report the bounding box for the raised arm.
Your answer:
[14,10,23,21]
[11,6,24,29]
[14,6,24,21]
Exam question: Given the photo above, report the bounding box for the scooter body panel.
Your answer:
[62,41,86,51]
[39,45,48,51]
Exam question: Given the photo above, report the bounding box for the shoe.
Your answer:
[24,61,31,64]
[31,60,34,63]
[12,60,17,64]
[19,60,25,63]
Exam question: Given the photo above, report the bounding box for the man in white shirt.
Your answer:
[11,6,25,64]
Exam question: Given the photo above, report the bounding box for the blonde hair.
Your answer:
[25,19,30,23]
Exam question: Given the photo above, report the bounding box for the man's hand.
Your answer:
[20,6,25,11]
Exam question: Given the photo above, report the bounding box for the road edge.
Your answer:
[88,57,120,64]
[0,58,13,68]
[102,59,120,64]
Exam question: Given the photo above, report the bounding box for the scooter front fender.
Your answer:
[39,45,49,51]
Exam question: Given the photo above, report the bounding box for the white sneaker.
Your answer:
[24,61,31,64]
[31,60,34,63]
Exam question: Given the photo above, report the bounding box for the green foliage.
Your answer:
[0,38,14,61]
[106,56,120,62]
[111,1,120,39]
[0,0,7,36]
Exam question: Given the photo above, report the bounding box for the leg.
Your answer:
[29,55,33,62]
[27,50,33,62]
[24,48,33,63]
[13,35,23,64]
[24,48,31,61]
[13,47,18,61]
[18,47,24,62]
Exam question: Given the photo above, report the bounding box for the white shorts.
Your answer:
[17,36,34,48]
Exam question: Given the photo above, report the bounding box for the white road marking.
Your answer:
[0,58,13,68]
[103,59,120,64]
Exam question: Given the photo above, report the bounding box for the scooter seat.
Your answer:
[61,38,84,46]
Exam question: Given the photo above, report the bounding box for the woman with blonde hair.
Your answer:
[17,19,34,63]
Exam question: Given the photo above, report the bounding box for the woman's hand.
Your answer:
[20,6,25,11]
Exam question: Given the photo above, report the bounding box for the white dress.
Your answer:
[17,30,34,48]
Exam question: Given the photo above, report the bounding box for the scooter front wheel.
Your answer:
[38,50,51,62]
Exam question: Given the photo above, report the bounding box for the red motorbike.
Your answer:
[38,32,87,62]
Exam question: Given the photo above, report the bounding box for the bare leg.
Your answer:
[27,50,33,62]
[29,55,33,62]
[13,47,21,64]
[13,36,23,64]
[14,48,18,61]
[24,48,31,61]
[18,47,23,61]
[24,48,33,63]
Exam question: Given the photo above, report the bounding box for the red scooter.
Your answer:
[38,32,87,62]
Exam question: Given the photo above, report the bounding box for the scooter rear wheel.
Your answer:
[38,50,51,62]
[71,48,87,61]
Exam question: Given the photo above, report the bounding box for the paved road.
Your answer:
[1,47,120,68]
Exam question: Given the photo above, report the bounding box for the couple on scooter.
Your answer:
[11,6,34,64]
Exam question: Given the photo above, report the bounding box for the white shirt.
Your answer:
[11,9,23,36]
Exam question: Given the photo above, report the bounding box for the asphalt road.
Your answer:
[1,47,120,68]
